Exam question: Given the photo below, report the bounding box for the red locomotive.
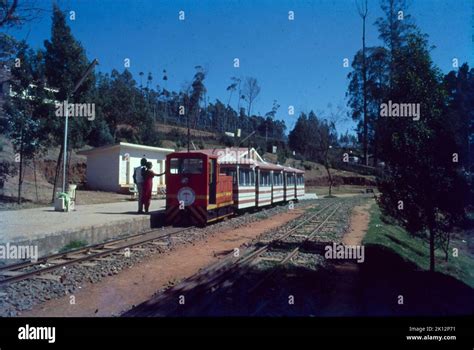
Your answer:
[165,148,305,226]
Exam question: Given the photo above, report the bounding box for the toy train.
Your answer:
[165,148,305,226]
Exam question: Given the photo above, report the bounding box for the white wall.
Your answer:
[85,148,119,191]
[84,145,171,192]
[118,146,169,189]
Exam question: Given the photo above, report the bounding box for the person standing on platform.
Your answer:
[133,157,147,213]
[142,161,165,213]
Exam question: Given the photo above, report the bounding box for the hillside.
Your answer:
[0,128,375,207]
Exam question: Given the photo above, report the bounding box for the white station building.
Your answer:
[78,142,175,193]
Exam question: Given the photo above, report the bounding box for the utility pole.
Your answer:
[62,59,99,193]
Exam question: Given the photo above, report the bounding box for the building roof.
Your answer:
[174,148,304,173]
[77,142,175,155]
[283,166,305,174]
[177,147,265,163]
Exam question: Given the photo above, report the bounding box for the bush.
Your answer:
[59,240,88,253]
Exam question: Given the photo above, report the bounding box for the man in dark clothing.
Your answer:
[133,158,147,213]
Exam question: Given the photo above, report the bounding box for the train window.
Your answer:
[287,174,294,185]
[260,171,270,187]
[239,169,248,186]
[274,172,283,186]
[170,158,179,174]
[239,168,255,187]
[223,169,237,185]
[297,175,304,185]
[169,158,203,174]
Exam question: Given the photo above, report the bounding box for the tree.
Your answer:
[0,0,43,28]
[288,112,311,158]
[347,46,390,164]
[443,63,474,172]
[264,100,280,142]
[314,106,344,196]
[44,4,95,200]
[289,110,339,196]
[4,44,49,203]
[226,77,240,107]
[377,33,468,272]
[242,77,260,117]
[375,0,417,85]
[355,0,369,165]
[186,66,206,151]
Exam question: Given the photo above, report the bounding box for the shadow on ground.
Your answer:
[123,245,474,317]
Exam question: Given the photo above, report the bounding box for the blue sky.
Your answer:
[6,0,473,134]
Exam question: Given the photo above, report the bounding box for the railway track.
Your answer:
[0,199,321,288]
[0,226,190,286]
[124,200,344,316]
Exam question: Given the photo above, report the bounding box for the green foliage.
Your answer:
[367,1,470,271]
[377,32,468,234]
[365,203,474,287]
[346,46,389,162]
[87,119,114,147]
[219,134,234,147]
[288,111,337,162]
[4,44,48,159]
[443,63,474,173]
[0,160,18,188]
[43,4,95,148]
[59,240,88,253]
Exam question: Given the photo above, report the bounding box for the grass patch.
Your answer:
[59,240,88,253]
[364,203,474,287]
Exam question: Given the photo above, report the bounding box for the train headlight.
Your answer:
[177,187,195,206]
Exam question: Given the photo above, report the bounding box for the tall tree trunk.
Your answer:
[325,154,333,196]
[17,117,24,205]
[237,81,241,112]
[427,208,436,272]
[17,152,23,205]
[429,227,435,272]
[51,143,63,202]
[33,154,38,202]
[362,11,368,166]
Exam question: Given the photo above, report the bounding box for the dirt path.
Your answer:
[342,200,373,245]
[320,200,373,316]
[21,209,305,317]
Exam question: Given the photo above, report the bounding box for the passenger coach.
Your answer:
[165,148,305,225]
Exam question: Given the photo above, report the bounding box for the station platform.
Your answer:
[0,200,166,258]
